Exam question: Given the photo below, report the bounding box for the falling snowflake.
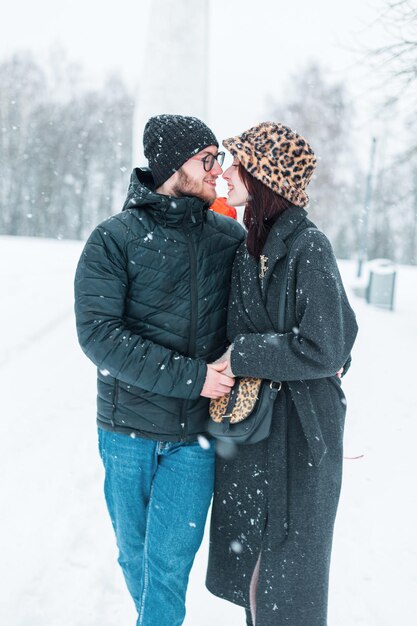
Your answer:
[230,540,243,554]
[197,435,211,450]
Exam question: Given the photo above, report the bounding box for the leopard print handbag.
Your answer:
[207,377,282,445]
[209,377,262,424]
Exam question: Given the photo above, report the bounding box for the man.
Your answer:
[74,114,245,626]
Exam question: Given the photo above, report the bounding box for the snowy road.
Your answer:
[1,236,416,625]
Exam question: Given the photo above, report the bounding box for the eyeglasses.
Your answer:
[192,151,225,172]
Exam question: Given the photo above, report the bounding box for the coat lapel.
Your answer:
[259,207,308,296]
[234,208,308,333]
[236,247,274,333]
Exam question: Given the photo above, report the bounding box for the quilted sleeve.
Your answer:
[74,219,207,399]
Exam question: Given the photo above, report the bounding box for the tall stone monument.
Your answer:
[133,0,210,165]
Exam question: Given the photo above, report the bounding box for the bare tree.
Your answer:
[364,1,417,263]
[370,0,417,111]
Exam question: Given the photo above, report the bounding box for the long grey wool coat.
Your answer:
[206,206,358,626]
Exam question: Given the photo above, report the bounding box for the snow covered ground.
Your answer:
[1,235,416,626]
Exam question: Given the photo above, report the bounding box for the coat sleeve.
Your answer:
[230,235,358,382]
[74,219,207,399]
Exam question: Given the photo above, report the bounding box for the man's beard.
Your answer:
[172,167,214,203]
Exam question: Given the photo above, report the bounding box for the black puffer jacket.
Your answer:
[74,168,245,441]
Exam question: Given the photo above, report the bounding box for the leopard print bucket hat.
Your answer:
[223,122,317,207]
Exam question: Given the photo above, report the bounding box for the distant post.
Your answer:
[133,0,210,165]
[357,137,377,278]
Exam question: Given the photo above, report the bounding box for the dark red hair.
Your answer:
[239,164,295,260]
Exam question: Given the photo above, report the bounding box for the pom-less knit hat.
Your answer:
[143,114,218,188]
[223,122,317,207]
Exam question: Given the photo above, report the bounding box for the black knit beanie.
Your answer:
[143,114,219,187]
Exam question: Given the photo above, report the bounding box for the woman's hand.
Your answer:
[213,344,235,377]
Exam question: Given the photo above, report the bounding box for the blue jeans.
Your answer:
[98,429,215,626]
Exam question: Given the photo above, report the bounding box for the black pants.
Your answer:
[245,608,254,625]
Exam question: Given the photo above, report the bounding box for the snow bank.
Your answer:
[1,235,415,625]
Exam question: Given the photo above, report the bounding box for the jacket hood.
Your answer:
[122,168,209,227]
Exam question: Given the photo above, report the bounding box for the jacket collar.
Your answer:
[259,206,308,293]
[122,168,208,228]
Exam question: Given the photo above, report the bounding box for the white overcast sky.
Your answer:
[0,0,397,166]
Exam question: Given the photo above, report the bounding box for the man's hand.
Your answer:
[200,361,235,399]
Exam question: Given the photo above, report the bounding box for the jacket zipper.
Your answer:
[180,217,198,441]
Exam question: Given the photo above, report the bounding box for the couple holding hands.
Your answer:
[74,114,358,626]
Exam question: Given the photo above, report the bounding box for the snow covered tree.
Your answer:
[363,0,417,264]
[0,53,47,235]
[0,51,134,240]
[267,63,362,258]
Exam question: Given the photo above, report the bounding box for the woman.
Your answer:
[205,122,358,625]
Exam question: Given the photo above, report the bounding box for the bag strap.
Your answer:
[277,227,318,332]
